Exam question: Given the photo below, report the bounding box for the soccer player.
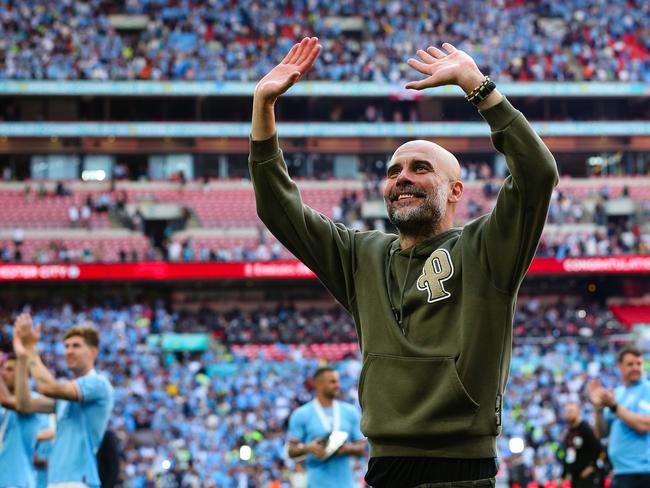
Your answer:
[287,367,366,488]
[34,413,57,488]
[250,37,558,486]
[0,351,40,488]
[589,346,650,488]
[12,312,114,488]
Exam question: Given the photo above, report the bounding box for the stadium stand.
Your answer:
[1,176,648,262]
[0,297,641,486]
[1,0,648,82]
[0,2,648,486]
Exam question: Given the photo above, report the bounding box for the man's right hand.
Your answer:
[587,378,606,408]
[254,37,321,106]
[14,313,40,354]
[305,437,327,459]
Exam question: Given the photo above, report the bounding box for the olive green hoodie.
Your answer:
[249,97,559,459]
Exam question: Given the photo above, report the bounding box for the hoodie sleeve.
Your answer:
[249,134,357,310]
[466,97,559,292]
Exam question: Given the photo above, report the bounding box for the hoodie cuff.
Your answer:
[479,97,520,132]
[249,133,280,162]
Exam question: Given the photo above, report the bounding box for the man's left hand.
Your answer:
[335,443,350,456]
[405,42,485,94]
[580,466,595,479]
[601,389,616,408]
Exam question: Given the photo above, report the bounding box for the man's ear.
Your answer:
[448,181,464,203]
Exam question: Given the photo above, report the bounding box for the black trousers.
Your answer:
[611,474,650,488]
[412,479,495,488]
[365,457,498,487]
[569,472,598,488]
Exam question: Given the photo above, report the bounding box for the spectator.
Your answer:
[562,402,606,488]
[68,205,79,228]
[81,203,92,229]
[13,228,24,247]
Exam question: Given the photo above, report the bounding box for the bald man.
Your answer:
[562,402,606,488]
[249,38,558,487]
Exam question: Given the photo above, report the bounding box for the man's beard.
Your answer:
[386,184,448,237]
[324,389,339,400]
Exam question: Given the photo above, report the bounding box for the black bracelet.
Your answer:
[611,403,618,414]
[466,76,497,106]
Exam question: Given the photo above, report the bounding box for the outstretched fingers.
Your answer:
[406,58,432,75]
[416,49,437,64]
[285,38,307,65]
[404,79,427,91]
[281,43,300,64]
[296,37,321,66]
[282,37,310,64]
[284,37,320,72]
[427,46,447,59]
[289,37,311,65]
[298,44,321,73]
[294,38,309,62]
[442,42,458,53]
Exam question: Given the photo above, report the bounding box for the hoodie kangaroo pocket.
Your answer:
[359,354,480,440]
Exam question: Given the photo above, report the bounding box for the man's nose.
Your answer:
[395,169,413,184]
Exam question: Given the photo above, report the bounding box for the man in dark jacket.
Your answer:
[249,37,558,487]
[562,402,606,488]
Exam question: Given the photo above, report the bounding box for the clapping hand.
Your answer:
[587,378,614,408]
[12,312,40,357]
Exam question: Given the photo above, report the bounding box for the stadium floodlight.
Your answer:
[239,445,252,461]
[81,169,106,181]
[509,437,525,454]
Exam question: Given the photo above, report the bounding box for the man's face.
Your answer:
[64,336,96,374]
[618,352,643,384]
[0,359,15,390]
[317,371,341,400]
[383,143,454,235]
[564,403,580,425]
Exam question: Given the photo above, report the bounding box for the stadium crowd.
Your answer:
[0,298,638,486]
[0,0,648,82]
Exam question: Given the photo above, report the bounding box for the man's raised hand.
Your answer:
[587,378,606,407]
[405,42,485,94]
[13,312,41,354]
[254,37,321,105]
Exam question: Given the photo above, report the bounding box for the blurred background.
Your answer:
[0,0,649,486]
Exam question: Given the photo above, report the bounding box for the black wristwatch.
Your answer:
[610,403,618,414]
[466,76,497,106]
